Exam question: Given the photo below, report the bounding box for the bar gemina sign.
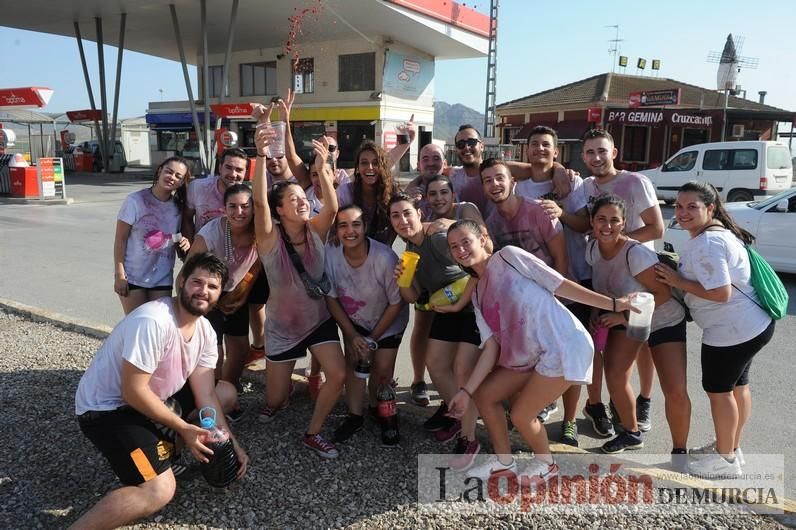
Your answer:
[628,89,681,107]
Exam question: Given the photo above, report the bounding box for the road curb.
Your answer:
[1,296,793,518]
[0,297,111,339]
[0,196,75,205]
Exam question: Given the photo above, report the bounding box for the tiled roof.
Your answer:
[497,73,792,113]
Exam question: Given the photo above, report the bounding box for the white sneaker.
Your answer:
[466,456,517,481]
[688,452,741,479]
[522,458,559,481]
[690,441,746,466]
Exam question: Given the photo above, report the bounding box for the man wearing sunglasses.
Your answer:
[448,125,492,217]
[265,153,297,189]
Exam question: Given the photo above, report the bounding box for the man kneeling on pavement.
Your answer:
[71,252,249,530]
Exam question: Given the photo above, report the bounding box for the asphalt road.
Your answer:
[1,171,794,499]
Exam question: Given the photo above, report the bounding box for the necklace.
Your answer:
[224,218,234,263]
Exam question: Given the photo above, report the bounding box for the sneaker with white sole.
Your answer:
[303,432,339,459]
[411,381,430,407]
[537,402,559,423]
[583,402,615,438]
[466,456,517,481]
[601,430,644,454]
[258,402,287,423]
[450,438,481,471]
[522,458,559,481]
[690,441,746,466]
[688,452,741,479]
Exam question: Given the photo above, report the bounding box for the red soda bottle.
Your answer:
[376,377,399,447]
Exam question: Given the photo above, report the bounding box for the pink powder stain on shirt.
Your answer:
[339,294,367,316]
[143,230,170,251]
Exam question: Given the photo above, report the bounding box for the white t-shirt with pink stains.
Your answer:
[586,239,685,332]
[197,217,258,292]
[515,176,590,281]
[117,188,181,288]
[485,197,563,268]
[186,175,225,233]
[450,166,493,218]
[324,238,409,340]
[679,229,771,346]
[75,298,218,414]
[473,246,593,384]
[583,170,658,249]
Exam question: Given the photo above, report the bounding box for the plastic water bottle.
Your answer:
[354,337,377,379]
[626,292,655,342]
[198,407,240,488]
[376,377,399,446]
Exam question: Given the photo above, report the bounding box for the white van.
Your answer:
[642,141,792,202]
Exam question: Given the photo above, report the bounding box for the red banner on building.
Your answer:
[66,109,103,122]
[0,87,54,109]
[210,103,255,118]
[587,107,603,123]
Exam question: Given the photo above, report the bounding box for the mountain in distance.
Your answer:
[433,101,484,143]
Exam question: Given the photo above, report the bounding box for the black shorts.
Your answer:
[429,311,480,346]
[246,271,269,305]
[128,283,172,292]
[206,304,249,340]
[77,385,195,486]
[701,320,775,393]
[567,301,591,328]
[648,318,687,348]
[352,323,405,350]
[266,317,340,363]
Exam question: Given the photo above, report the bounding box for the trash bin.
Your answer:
[10,166,40,198]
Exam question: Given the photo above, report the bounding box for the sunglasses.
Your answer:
[266,155,285,161]
[328,145,337,152]
[455,138,480,150]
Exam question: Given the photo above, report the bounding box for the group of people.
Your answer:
[71,92,776,528]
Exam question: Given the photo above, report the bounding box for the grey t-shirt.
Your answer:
[407,230,469,306]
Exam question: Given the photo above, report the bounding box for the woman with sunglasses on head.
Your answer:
[445,219,638,481]
[655,182,775,479]
[586,195,690,469]
[113,157,191,314]
[251,103,346,459]
[389,192,482,471]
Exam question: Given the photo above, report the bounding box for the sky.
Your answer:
[1,0,794,120]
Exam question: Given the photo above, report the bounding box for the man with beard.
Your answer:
[183,148,266,366]
[265,152,299,188]
[580,128,664,436]
[71,253,249,530]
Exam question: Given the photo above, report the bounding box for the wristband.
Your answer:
[459,386,473,398]
[256,153,267,158]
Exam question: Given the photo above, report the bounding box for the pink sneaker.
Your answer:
[258,402,287,423]
[303,433,339,459]
[434,419,462,443]
[450,438,481,471]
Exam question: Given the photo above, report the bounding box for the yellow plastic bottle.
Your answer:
[417,275,470,311]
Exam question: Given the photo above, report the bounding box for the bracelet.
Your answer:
[612,297,616,313]
[459,386,473,398]
[256,153,267,158]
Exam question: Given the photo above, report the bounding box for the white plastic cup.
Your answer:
[626,292,655,341]
[267,121,286,158]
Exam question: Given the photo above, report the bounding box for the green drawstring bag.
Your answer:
[737,246,789,320]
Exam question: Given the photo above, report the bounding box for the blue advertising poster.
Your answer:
[383,51,434,98]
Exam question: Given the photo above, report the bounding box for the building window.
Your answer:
[339,52,375,92]
[621,125,649,163]
[207,65,229,98]
[240,61,277,97]
[702,149,758,171]
[293,58,314,94]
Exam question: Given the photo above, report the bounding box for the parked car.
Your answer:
[663,186,796,274]
[642,141,792,203]
[78,140,127,173]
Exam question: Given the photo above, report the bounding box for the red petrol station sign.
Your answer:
[66,109,103,122]
[210,103,255,118]
[0,87,54,109]
[587,107,603,123]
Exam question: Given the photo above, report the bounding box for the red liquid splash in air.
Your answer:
[284,0,325,73]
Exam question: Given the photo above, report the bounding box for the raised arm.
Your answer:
[279,90,311,190]
[251,103,279,255]
[307,137,338,240]
[387,114,415,169]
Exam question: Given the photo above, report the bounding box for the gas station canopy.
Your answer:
[0,0,490,61]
